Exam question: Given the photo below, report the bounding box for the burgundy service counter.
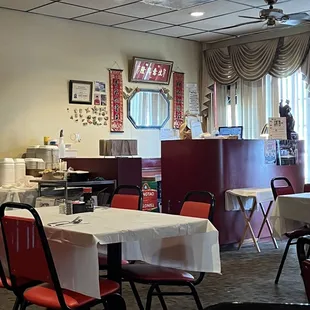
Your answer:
[161,139,304,245]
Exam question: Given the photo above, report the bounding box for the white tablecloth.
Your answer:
[4,207,220,298]
[270,193,310,238]
[225,188,274,211]
[0,188,37,206]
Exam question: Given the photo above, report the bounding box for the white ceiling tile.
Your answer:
[149,26,203,37]
[76,11,136,25]
[142,0,217,10]
[185,8,261,31]
[61,0,139,10]
[230,0,291,7]
[182,31,230,42]
[115,19,169,31]
[31,2,95,18]
[107,2,173,18]
[271,0,310,13]
[148,0,251,25]
[0,0,51,11]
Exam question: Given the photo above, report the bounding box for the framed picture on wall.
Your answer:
[129,57,173,85]
[69,80,93,104]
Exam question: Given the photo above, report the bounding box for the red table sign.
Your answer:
[130,57,173,85]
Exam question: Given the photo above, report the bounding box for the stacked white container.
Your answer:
[25,158,45,170]
[0,158,15,186]
[35,146,59,169]
[26,145,40,158]
[14,158,26,183]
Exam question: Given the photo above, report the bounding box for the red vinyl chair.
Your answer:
[0,202,126,310]
[0,259,24,310]
[297,236,310,302]
[271,177,310,284]
[121,190,215,310]
[99,185,143,269]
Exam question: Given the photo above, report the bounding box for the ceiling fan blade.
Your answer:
[212,20,263,31]
[239,15,262,20]
[282,19,303,26]
[286,12,310,21]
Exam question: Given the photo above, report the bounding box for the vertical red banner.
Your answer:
[109,69,124,132]
[173,72,184,129]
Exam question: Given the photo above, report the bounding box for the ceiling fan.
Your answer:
[215,0,310,32]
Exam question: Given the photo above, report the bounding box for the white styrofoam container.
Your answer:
[14,158,26,183]
[0,158,15,186]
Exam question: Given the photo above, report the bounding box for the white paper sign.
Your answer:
[160,129,179,141]
[191,121,203,139]
[187,83,200,115]
[268,117,287,140]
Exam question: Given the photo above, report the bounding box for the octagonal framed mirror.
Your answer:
[127,89,170,129]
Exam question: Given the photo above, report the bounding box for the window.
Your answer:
[222,71,310,181]
[278,71,310,181]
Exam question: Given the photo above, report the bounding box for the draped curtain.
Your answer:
[204,33,310,85]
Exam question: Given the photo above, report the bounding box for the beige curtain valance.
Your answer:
[204,32,310,85]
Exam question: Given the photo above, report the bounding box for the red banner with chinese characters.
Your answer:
[173,72,184,129]
[109,69,123,132]
[130,57,173,84]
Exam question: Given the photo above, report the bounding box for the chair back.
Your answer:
[111,185,142,211]
[0,202,68,308]
[297,236,310,302]
[271,177,294,200]
[205,302,310,310]
[180,191,215,223]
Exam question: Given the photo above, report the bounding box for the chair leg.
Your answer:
[275,238,293,284]
[104,294,126,310]
[129,281,144,310]
[155,285,168,310]
[12,297,21,310]
[187,283,203,310]
[19,300,28,310]
[145,284,156,310]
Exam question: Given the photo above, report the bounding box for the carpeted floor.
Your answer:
[0,241,307,309]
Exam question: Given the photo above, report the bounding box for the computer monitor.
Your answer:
[218,126,243,139]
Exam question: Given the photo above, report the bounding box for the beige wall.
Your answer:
[0,9,201,158]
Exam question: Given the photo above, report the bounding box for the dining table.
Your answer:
[3,206,221,299]
[270,192,310,238]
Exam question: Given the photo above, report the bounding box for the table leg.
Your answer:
[237,197,260,253]
[258,202,278,249]
[107,243,122,293]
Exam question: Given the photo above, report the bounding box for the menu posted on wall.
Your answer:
[268,117,287,140]
[187,83,200,115]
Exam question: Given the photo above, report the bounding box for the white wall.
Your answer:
[0,9,201,158]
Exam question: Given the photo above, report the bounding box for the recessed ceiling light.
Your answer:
[190,12,204,17]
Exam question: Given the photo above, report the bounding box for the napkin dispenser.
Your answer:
[99,139,138,156]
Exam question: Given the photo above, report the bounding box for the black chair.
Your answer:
[297,236,310,302]
[110,185,143,210]
[271,177,310,284]
[205,302,310,310]
[122,190,215,310]
[0,202,126,310]
[99,185,143,271]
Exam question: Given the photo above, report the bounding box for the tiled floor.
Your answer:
[0,241,307,310]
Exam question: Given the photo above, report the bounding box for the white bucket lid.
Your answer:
[25,158,40,162]
[0,158,14,163]
[38,145,58,149]
[14,158,25,163]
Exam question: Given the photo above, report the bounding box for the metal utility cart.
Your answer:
[31,179,117,202]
